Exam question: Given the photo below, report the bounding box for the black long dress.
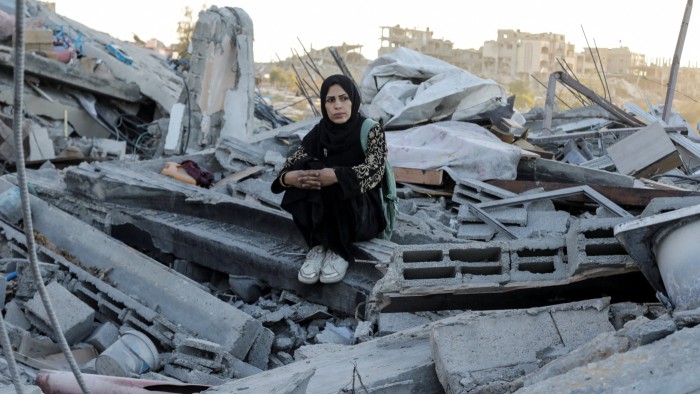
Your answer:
[271,120,387,264]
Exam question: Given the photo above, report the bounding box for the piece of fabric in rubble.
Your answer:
[359,47,506,128]
[386,120,522,181]
[180,160,215,188]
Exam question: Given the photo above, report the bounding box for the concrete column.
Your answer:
[183,6,255,152]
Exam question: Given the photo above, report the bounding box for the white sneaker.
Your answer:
[298,245,326,284]
[320,250,349,284]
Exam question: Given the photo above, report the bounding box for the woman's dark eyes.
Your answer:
[326,96,349,103]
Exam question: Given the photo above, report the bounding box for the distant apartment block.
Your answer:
[576,47,646,75]
[378,26,649,78]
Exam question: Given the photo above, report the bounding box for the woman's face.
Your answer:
[325,84,352,124]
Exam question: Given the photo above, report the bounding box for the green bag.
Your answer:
[360,118,398,240]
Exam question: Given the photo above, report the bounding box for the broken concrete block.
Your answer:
[673,307,700,328]
[430,298,612,393]
[4,300,31,330]
[622,315,677,347]
[276,351,294,365]
[228,275,265,303]
[17,332,61,358]
[15,262,61,299]
[609,302,647,330]
[90,138,126,161]
[315,322,352,345]
[273,336,294,352]
[566,217,635,275]
[517,322,700,393]
[353,320,374,344]
[377,312,432,336]
[24,281,94,344]
[163,364,227,386]
[176,337,230,371]
[85,321,119,352]
[229,358,262,379]
[244,327,273,371]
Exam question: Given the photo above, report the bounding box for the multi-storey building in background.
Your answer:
[378,25,653,79]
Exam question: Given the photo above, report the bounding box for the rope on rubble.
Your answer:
[11,1,90,392]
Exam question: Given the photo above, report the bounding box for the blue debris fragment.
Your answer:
[105,44,134,65]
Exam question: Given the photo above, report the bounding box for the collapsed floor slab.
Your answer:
[109,206,381,316]
[18,159,389,315]
[0,178,262,359]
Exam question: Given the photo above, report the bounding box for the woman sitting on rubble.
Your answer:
[271,74,388,284]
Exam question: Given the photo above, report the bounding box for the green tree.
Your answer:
[508,79,536,111]
[268,66,296,89]
[174,6,195,58]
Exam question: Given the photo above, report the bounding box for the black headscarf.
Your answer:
[318,74,365,153]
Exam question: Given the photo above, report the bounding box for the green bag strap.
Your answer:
[360,118,377,152]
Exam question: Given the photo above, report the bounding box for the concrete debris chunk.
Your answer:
[23,281,94,345]
[430,298,613,393]
[518,322,700,393]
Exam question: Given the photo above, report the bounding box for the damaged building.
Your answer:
[0,1,700,393]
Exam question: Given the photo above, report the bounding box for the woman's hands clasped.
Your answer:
[283,168,337,190]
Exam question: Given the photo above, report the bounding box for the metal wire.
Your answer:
[12,1,90,392]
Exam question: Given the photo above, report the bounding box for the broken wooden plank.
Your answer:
[0,46,140,102]
[393,167,443,186]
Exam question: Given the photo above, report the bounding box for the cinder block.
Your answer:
[24,282,95,344]
[509,238,567,281]
[176,337,228,371]
[566,218,635,275]
[395,243,510,287]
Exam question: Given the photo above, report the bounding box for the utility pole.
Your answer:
[662,0,693,122]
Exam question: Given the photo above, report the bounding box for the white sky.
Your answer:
[55,0,700,66]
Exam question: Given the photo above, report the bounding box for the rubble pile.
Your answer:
[1,1,700,393]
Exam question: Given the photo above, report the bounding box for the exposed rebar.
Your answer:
[12,0,90,392]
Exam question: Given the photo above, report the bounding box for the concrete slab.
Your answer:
[0,178,262,359]
[110,206,380,316]
[430,298,612,393]
[205,320,442,393]
[518,323,700,393]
